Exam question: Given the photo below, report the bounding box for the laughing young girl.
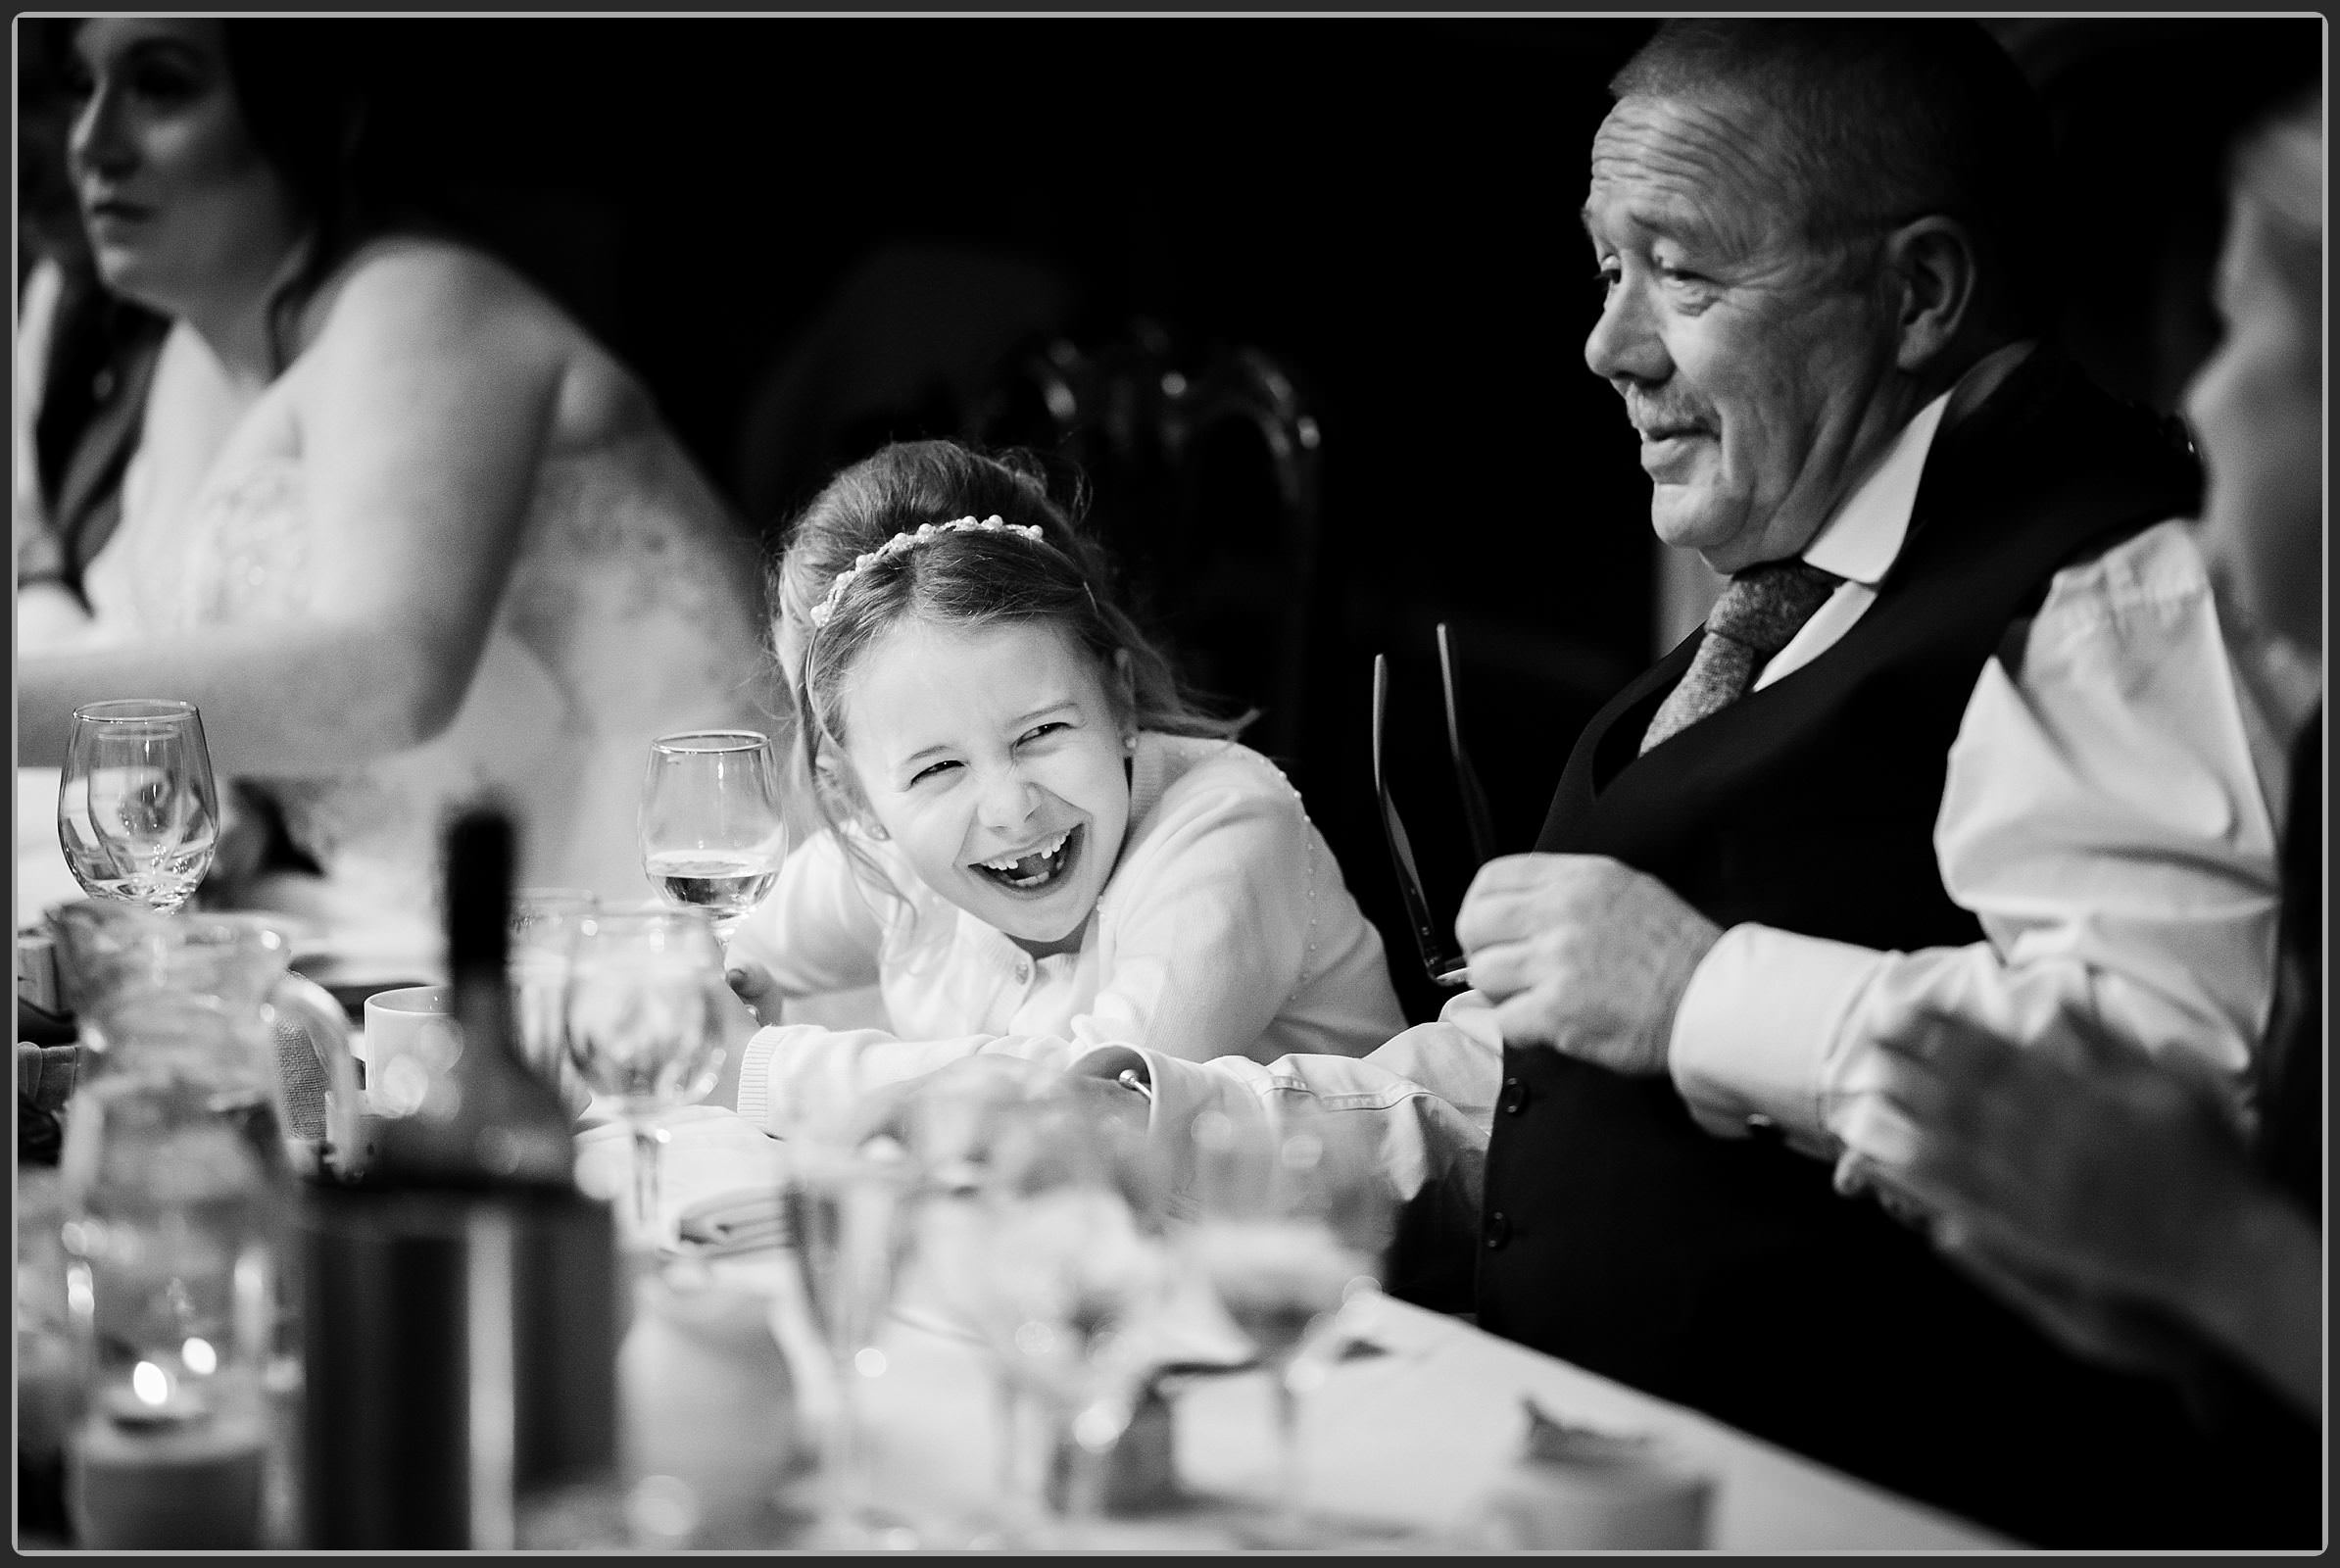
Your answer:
[723,440,1404,1130]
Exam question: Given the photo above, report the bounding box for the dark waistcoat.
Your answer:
[1475,350,2289,1548]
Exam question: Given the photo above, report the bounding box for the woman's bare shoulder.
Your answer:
[304,236,568,349]
[291,234,664,443]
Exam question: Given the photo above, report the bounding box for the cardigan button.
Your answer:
[1499,1076,1528,1115]
[1485,1211,1510,1250]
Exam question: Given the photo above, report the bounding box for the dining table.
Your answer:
[573,1103,2014,1553]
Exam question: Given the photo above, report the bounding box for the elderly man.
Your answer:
[1459,21,2285,1547]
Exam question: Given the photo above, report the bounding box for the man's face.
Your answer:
[1582,92,1919,573]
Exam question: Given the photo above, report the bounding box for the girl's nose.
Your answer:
[973,765,1041,833]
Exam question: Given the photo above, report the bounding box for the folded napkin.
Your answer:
[672,1188,792,1258]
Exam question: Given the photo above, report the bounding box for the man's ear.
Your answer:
[1884,216,1980,375]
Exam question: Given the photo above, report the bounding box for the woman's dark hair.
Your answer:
[216,22,390,374]
[42,20,394,374]
[775,440,1248,849]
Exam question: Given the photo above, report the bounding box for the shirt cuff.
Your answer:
[1668,923,1882,1152]
[734,1025,783,1129]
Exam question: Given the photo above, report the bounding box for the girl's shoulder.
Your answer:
[293,236,575,368]
[1140,733,1313,827]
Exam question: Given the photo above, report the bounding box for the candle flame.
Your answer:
[131,1360,170,1406]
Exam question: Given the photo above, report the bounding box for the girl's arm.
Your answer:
[740,770,1391,1130]
[20,242,562,774]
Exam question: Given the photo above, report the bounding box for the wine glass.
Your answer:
[638,731,787,943]
[510,888,598,1111]
[778,1134,923,1549]
[57,699,221,914]
[561,906,729,1240]
[1179,1101,1393,1544]
[971,1090,1177,1540]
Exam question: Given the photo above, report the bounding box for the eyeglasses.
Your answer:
[1371,623,1494,990]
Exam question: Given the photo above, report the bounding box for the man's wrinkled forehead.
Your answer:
[1581,90,1806,251]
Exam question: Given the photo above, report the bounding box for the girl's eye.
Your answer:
[909,760,960,785]
[1593,263,1620,295]
[1017,723,1066,746]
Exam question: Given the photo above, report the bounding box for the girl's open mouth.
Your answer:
[971,824,1083,893]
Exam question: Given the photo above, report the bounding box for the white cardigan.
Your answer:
[729,732,1407,1131]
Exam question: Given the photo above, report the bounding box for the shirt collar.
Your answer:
[1801,339,2036,586]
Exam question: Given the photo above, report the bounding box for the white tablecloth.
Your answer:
[575,1105,2010,1552]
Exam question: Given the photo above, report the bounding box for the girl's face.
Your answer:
[839,618,1135,956]
[2187,193,2322,656]
[65,18,301,317]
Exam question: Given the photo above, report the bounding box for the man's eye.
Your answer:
[1657,264,1708,286]
[1593,264,1621,294]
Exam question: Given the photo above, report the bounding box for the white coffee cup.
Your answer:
[361,985,457,1118]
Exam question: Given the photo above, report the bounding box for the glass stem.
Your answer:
[1272,1356,1305,1536]
[629,1120,662,1240]
[821,1351,869,1533]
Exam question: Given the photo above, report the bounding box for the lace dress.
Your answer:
[78,425,778,962]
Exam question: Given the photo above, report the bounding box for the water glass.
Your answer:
[1180,1101,1392,1542]
[561,906,729,1240]
[509,888,597,1109]
[639,731,787,942]
[779,1136,921,1547]
[58,700,220,914]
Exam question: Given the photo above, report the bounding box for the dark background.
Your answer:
[24,17,2324,1022]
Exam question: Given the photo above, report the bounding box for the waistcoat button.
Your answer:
[1499,1076,1529,1115]
[1485,1210,1510,1249]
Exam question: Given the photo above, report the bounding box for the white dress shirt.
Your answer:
[1667,349,2286,1155]
[728,732,1407,1132]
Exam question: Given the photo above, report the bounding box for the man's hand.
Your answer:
[1454,853,1723,1076]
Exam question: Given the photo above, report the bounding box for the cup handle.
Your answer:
[268,972,367,1181]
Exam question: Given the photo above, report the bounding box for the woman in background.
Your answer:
[18,19,777,963]
[1834,89,2322,1541]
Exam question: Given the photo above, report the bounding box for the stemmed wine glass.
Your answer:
[1179,1100,1394,1544]
[561,906,729,1240]
[968,1088,1178,1542]
[510,888,598,1111]
[638,730,787,942]
[57,699,221,914]
[779,1133,923,1549]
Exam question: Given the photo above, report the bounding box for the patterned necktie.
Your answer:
[1640,559,1845,754]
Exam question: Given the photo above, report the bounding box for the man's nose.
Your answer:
[1584,279,1668,386]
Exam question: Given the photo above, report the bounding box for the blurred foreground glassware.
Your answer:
[639,730,787,942]
[563,906,728,1240]
[47,900,364,1181]
[969,1090,1177,1543]
[779,1135,921,1548]
[58,699,221,914]
[59,1001,282,1549]
[510,888,597,1107]
[1182,1100,1394,1544]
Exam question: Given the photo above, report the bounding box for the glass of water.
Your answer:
[562,906,729,1240]
[510,888,598,1112]
[639,731,787,942]
[58,700,221,914]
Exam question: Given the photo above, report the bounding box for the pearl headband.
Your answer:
[807,514,1045,628]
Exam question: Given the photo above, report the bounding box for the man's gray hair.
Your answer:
[1612,20,2057,336]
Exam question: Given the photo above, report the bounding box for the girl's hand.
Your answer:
[726,960,782,1026]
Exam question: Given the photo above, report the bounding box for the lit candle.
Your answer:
[70,1367,268,1550]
